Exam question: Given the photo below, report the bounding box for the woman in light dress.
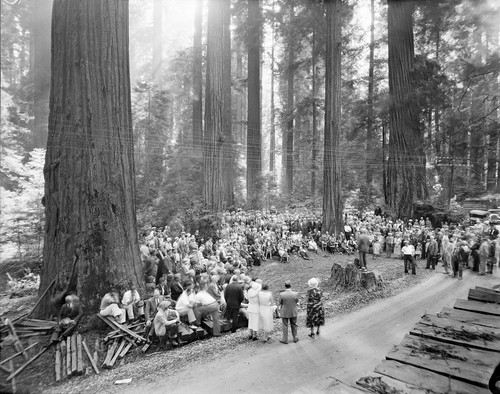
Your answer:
[441,235,453,275]
[258,283,276,342]
[247,281,262,340]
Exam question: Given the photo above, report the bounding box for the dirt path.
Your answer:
[120,267,499,394]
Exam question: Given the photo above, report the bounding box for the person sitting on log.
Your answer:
[307,236,319,253]
[99,288,126,324]
[154,300,181,349]
[121,283,144,323]
[55,294,83,340]
[144,288,166,341]
[193,281,221,336]
[175,280,199,328]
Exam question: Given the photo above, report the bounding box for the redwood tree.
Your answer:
[322,0,343,235]
[39,0,143,316]
[192,0,203,149]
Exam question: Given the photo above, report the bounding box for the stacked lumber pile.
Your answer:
[54,333,100,381]
[97,315,144,364]
[0,318,57,340]
[357,285,500,393]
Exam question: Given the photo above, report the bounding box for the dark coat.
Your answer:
[224,282,244,309]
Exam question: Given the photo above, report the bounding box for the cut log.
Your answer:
[82,339,100,375]
[454,299,500,316]
[60,340,66,379]
[0,342,38,365]
[76,334,83,375]
[344,263,362,290]
[109,340,125,367]
[386,334,497,388]
[438,306,500,329]
[55,343,61,382]
[468,287,500,304]
[374,359,486,394]
[66,337,71,376]
[413,313,500,352]
[330,262,382,291]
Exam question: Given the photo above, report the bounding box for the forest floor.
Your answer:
[1,252,441,394]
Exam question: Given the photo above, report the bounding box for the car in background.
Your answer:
[469,209,489,225]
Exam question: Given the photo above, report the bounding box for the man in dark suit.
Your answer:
[144,288,165,340]
[224,275,244,333]
[279,280,299,344]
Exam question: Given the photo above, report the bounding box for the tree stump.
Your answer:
[331,262,383,291]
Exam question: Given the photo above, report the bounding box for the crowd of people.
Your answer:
[56,208,498,348]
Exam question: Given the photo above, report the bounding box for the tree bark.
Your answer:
[269,0,276,180]
[365,0,375,185]
[203,0,227,212]
[247,0,262,209]
[192,0,203,149]
[40,0,142,316]
[322,0,343,235]
[311,21,318,197]
[152,0,162,85]
[386,0,424,218]
[31,0,53,149]
[486,28,499,192]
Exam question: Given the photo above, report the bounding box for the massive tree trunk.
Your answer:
[39,0,142,316]
[192,0,203,149]
[365,0,375,185]
[31,0,53,149]
[486,27,499,192]
[322,0,343,235]
[203,0,226,212]
[222,0,234,208]
[311,21,318,197]
[386,0,424,218]
[247,0,262,209]
[269,8,276,179]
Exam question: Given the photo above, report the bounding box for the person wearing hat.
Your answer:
[121,283,144,322]
[246,281,262,340]
[279,280,299,344]
[306,278,324,338]
[99,288,126,324]
[144,288,166,340]
[154,300,181,348]
[224,275,245,333]
[426,235,439,270]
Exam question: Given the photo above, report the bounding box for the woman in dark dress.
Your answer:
[306,278,325,337]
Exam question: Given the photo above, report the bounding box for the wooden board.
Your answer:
[385,335,497,388]
[55,343,61,382]
[82,339,100,375]
[102,339,118,368]
[5,319,28,360]
[0,342,38,365]
[469,287,500,304]
[118,342,133,359]
[109,340,125,367]
[76,334,83,375]
[438,307,500,329]
[70,335,77,375]
[66,337,71,376]
[454,299,500,316]
[60,340,67,379]
[9,360,15,394]
[374,360,488,394]
[411,314,500,352]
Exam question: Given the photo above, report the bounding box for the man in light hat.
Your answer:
[154,300,181,347]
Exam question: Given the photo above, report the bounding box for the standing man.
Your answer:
[357,228,370,271]
[401,240,416,275]
[144,288,165,340]
[279,280,299,344]
[224,275,245,333]
[426,235,438,270]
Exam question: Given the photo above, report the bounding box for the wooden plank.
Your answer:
[55,343,61,382]
[76,334,83,375]
[9,360,15,394]
[411,314,500,352]
[454,299,500,316]
[70,334,77,375]
[66,337,71,376]
[82,339,100,375]
[374,359,488,394]
[141,342,151,353]
[118,342,133,359]
[103,317,146,343]
[97,315,135,344]
[5,319,28,360]
[60,340,67,380]
[109,339,125,367]
[385,335,497,388]
[102,339,118,368]
[6,344,52,382]
[0,342,38,365]
[438,307,500,329]
[0,364,12,373]
[93,339,98,366]
[469,288,500,304]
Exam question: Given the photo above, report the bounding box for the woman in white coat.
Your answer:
[247,281,261,340]
[258,283,275,342]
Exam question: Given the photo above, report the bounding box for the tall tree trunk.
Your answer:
[386,0,423,218]
[203,0,226,212]
[487,28,499,192]
[365,0,375,185]
[40,0,142,316]
[192,0,203,149]
[222,0,234,208]
[322,0,343,235]
[311,21,318,197]
[152,0,162,85]
[32,0,53,148]
[247,0,262,209]
[285,4,295,196]
[269,0,276,179]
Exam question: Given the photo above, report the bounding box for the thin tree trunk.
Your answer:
[285,5,295,196]
[365,0,375,185]
[203,0,226,212]
[247,0,262,209]
[269,0,276,179]
[322,0,343,235]
[40,0,142,316]
[486,28,499,192]
[152,0,162,86]
[192,0,203,149]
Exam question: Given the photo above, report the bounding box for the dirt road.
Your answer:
[123,268,499,394]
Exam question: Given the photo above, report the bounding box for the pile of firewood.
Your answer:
[55,334,99,381]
